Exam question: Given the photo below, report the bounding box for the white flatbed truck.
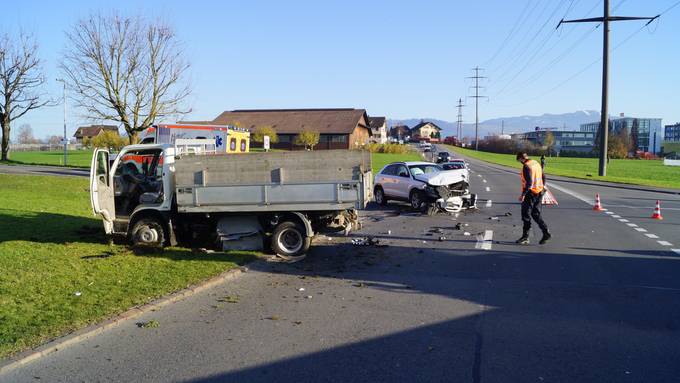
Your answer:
[90,143,372,256]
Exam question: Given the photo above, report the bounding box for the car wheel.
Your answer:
[410,190,425,210]
[374,186,388,206]
[271,221,311,257]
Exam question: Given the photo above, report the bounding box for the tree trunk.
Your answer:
[1,120,10,161]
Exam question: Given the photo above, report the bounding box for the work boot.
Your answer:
[515,235,529,245]
[539,232,552,245]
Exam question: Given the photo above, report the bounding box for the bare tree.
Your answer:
[47,135,62,146]
[61,13,191,144]
[17,123,37,144]
[0,32,50,160]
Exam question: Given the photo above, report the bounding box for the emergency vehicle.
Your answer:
[138,124,250,153]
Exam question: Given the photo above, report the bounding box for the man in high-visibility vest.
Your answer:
[516,152,551,245]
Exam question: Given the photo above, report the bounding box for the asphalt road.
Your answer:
[0,164,88,177]
[3,149,680,383]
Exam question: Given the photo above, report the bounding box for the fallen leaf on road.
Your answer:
[137,320,160,328]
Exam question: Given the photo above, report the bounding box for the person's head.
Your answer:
[516,152,529,163]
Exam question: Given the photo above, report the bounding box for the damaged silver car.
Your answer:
[374,161,477,213]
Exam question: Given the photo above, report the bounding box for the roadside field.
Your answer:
[445,145,680,189]
[0,174,254,359]
[371,152,422,174]
[3,150,93,168]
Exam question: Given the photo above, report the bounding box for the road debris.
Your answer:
[137,320,160,328]
[297,287,306,292]
[438,236,446,241]
[306,295,313,299]
[463,232,471,236]
[453,223,463,230]
[351,236,382,246]
[217,295,240,303]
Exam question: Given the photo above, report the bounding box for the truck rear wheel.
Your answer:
[130,218,166,248]
[271,221,311,257]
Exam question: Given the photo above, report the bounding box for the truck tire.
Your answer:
[271,221,311,257]
[374,186,388,206]
[130,218,166,248]
[410,189,425,211]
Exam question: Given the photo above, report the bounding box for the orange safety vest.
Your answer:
[520,159,544,194]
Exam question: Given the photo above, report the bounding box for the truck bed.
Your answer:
[173,150,372,213]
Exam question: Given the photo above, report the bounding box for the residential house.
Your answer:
[72,125,119,144]
[207,108,372,150]
[410,121,442,142]
[368,117,387,144]
[389,125,410,141]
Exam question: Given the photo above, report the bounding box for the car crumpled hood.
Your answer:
[414,169,467,186]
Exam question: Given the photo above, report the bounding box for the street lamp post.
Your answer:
[56,78,67,166]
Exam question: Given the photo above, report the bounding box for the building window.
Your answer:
[330,135,347,143]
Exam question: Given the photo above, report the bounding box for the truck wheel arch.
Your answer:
[282,212,314,237]
[128,209,176,246]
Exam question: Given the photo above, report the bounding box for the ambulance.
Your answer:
[138,123,250,153]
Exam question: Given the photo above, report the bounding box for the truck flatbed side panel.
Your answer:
[174,150,370,186]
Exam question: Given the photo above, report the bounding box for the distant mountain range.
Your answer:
[388,110,601,138]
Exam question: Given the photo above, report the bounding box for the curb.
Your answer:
[0,265,248,375]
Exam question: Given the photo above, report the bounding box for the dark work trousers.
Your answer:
[521,192,549,235]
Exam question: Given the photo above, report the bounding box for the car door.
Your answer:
[377,165,396,197]
[393,164,412,199]
[90,148,116,234]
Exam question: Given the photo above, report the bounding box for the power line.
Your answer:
[466,67,488,151]
[483,0,533,67]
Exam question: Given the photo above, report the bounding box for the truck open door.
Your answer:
[90,148,116,234]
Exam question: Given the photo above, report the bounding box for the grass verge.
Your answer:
[445,145,680,190]
[2,150,93,168]
[0,174,255,359]
[371,151,423,174]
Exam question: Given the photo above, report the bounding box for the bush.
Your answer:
[252,126,279,144]
[364,143,412,154]
[91,130,127,151]
[294,130,320,150]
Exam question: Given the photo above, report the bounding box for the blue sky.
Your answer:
[2,0,679,139]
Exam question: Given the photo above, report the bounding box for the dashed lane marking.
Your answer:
[612,215,621,218]
[635,228,647,232]
[658,241,673,246]
[605,211,614,215]
[618,219,629,222]
[485,200,492,208]
[645,234,659,239]
[626,223,638,227]
[485,186,490,192]
[475,230,494,251]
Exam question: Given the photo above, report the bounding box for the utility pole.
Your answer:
[466,67,487,151]
[456,98,464,142]
[56,78,68,166]
[557,0,658,176]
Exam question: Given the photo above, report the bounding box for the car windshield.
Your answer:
[438,152,449,157]
[409,164,442,176]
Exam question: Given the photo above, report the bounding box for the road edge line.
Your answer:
[0,265,248,376]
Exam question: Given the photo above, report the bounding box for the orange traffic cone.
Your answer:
[651,200,663,220]
[593,193,604,211]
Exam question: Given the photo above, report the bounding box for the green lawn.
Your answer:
[3,150,93,168]
[445,145,680,189]
[0,174,255,358]
[371,152,423,174]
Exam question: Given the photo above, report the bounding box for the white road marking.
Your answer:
[635,228,647,232]
[477,174,482,177]
[485,186,491,192]
[618,219,629,222]
[645,234,659,239]
[672,249,680,256]
[485,200,492,208]
[626,223,638,227]
[475,230,494,250]
[545,182,593,204]
[482,179,487,183]
[657,241,673,246]
[605,211,615,215]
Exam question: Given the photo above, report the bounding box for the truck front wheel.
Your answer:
[130,218,166,248]
[271,221,311,257]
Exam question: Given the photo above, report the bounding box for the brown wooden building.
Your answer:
[202,108,372,150]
